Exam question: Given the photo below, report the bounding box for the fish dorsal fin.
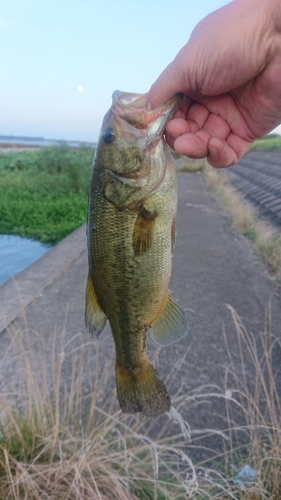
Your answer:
[132,205,158,256]
[85,274,107,337]
[150,292,188,346]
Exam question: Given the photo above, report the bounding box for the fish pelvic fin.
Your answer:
[150,292,188,346]
[116,358,171,417]
[85,273,107,337]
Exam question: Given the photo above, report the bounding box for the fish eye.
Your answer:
[102,127,115,144]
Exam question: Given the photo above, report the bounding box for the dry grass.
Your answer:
[204,165,281,276]
[182,302,281,500]
[0,299,280,498]
[0,322,199,500]
[221,304,281,499]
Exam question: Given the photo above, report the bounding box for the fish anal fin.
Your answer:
[116,357,171,417]
[85,273,107,337]
[150,292,188,346]
[132,205,158,256]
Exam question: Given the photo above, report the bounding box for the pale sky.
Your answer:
[2,0,280,142]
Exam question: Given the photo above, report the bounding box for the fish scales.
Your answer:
[90,174,175,367]
[85,91,188,417]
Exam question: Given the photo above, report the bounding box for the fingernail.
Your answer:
[209,146,218,158]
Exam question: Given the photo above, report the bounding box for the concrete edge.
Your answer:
[0,224,87,334]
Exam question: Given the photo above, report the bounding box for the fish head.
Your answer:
[95,91,182,209]
[98,91,182,174]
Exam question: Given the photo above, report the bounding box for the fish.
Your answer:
[85,90,188,417]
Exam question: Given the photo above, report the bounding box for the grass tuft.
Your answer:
[0,323,199,499]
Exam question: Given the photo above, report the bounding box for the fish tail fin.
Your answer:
[115,358,171,417]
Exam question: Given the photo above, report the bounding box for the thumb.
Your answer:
[147,59,186,109]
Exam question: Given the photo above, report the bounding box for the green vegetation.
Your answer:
[249,134,281,151]
[1,137,279,247]
[0,143,94,244]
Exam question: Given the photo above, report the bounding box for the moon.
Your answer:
[77,85,84,92]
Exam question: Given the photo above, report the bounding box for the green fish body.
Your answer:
[85,91,188,417]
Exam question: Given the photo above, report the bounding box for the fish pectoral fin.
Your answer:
[85,274,107,337]
[150,292,188,346]
[132,205,158,256]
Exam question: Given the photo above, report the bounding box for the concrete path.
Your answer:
[0,172,280,459]
[0,225,87,334]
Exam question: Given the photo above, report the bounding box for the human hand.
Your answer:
[147,0,281,167]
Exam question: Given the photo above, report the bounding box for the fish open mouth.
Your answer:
[111,91,182,131]
[113,92,147,109]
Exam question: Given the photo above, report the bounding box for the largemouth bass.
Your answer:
[85,90,188,417]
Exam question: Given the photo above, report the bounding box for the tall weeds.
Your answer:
[222,304,281,499]
[0,322,198,499]
[0,301,280,498]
